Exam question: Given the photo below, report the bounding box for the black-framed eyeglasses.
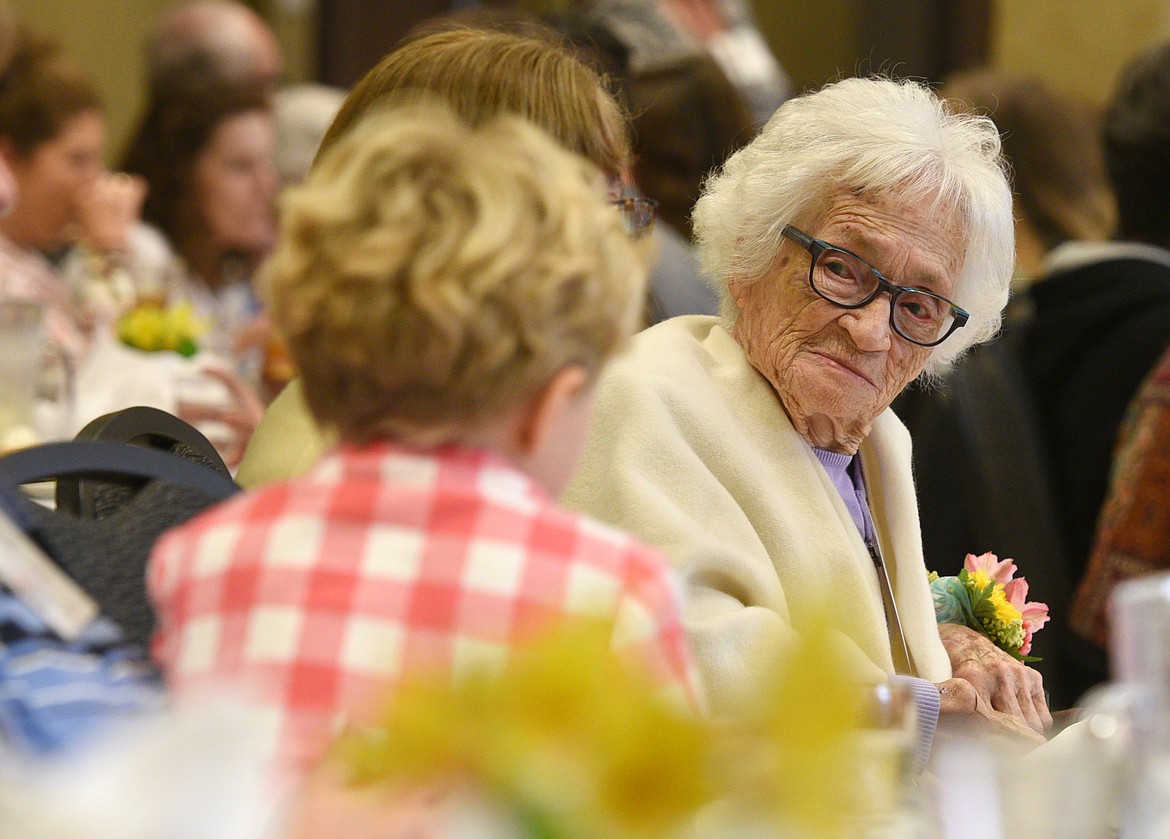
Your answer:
[611,196,658,239]
[780,225,969,348]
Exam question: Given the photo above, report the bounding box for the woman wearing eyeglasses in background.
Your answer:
[563,76,1054,760]
[235,25,660,488]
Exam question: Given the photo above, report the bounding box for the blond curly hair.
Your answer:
[265,102,646,444]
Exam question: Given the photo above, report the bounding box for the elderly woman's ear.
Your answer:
[725,273,751,308]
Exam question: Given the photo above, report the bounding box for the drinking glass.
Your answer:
[1085,573,1170,839]
[0,298,44,451]
[0,298,76,451]
[855,680,926,838]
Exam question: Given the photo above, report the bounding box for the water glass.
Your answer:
[0,299,47,451]
[0,298,77,450]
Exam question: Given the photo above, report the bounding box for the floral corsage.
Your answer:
[929,552,1050,662]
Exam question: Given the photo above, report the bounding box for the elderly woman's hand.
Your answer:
[938,622,1052,734]
[935,677,1047,748]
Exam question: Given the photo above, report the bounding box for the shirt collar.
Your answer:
[1045,239,1170,275]
[309,440,550,506]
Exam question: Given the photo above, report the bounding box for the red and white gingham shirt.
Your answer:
[149,442,702,778]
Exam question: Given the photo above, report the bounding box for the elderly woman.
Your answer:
[563,76,1051,742]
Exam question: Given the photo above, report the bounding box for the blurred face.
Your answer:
[0,148,17,217]
[193,109,278,256]
[4,108,103,250]
[729,188,965,454]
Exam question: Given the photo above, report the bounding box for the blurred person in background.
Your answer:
[120,80,277,375]
[0,23,146,362]
[621,52,755,321]
[1072,337,1170,653]
[1055,43,1170,682]
[942,69,1116,289]
[236,26,649,487]
[145,0,282,98]
[1019,42,1170,644]
[0,2,162,764]
[118,80,275,464]
[580,0,791,127]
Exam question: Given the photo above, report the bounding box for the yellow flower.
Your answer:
[722,608,890,839]
[117,301,208,356]
[334,620,712,839]
[988,584,1023,625]
[332,611,895,839]
[969,568,1023,624]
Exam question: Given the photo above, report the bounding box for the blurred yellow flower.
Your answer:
[330,608,903,839]
[335,621,712,839]
[720,608,879,839]
[117,301,208,357]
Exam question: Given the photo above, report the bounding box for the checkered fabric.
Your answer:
[148,441,702,779]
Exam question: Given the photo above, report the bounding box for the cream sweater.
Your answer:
[562,316,951,715]
[236,378,333,488]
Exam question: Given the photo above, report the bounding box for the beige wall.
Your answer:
[9,0,313,163]
[15,0,1170,157]
[11,0,182,162]
[753,1,859,94]
[994,0,1170,106]
[750,0,1170,108]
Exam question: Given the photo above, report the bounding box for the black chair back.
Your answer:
[0,410,241,647]
[60,405,231,517]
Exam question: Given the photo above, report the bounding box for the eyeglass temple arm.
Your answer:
[780,225,814,249]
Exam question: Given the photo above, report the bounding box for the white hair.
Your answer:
[692,76,1014,378]
[274,83,346,186]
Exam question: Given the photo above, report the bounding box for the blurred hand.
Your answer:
[232,312,272,357]
[287,765,447,839]
[76,171,147,254]
[938,622,1052,735]
[176,364,265,468]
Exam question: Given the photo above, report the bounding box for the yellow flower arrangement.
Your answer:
[335,622,712,839]
[116,301,208,357]
[329,610,908,839]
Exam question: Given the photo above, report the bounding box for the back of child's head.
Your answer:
[264,101,647,445]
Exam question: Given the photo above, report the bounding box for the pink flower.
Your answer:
[963,552,1018,586]
[962,553,1050,656]
[1004,575,1050,656]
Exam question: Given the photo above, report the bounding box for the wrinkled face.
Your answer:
[729,188,965,451]
[7,108,103,250]
[193,109,278,256]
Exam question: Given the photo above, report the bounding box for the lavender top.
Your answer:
[814,446,941,772]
